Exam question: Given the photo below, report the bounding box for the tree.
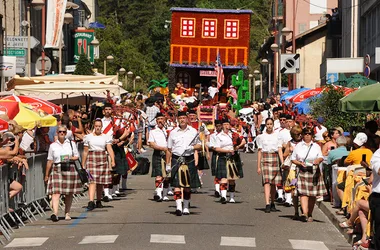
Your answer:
[74,53,93,75]
[309,86,366,131]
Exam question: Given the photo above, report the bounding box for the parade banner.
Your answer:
[45,0,67,48]
[73,30,95,63]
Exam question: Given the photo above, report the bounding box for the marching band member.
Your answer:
[214,118,245,204]
[101,103,129,201]
[82,119,115,210]
[256,118,284,213]
[209,120,223,197]
[166,111,202,216]
[148,113,170,202]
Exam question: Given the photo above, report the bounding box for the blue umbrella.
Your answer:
[293,94,321,114]
[89,21,106,29]
[280,88,310,104]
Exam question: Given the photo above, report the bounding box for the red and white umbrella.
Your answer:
[0,100,20,119]
[289,88,324,103]
[0,118,9,132]
[0,95,62,115]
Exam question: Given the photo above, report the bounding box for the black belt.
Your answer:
[172,154,194,160]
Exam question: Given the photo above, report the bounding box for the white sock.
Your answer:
[163,188,168,197]
[183,199,190,209]
[230,192,235,199]
[156,187,163,198]
[121,178,127,190]
[215,184,220,193]
[175,199,182,211]
[111,186,116,194]
[221,190,227,198]
[104,188,110,197]
[285,192,292,203]
[277,189,284,198]
[115,184,120,193]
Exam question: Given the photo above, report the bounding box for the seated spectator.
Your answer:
[327,136,349,165]
[344,132,373,166]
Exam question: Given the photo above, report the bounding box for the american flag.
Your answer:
[214,50,225,89]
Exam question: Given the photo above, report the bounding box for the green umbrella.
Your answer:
[344,74,377,88]
[339,82,380,112]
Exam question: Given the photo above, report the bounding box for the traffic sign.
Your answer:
[4,48,26,57]
[364,66,371,78]
[327,73,338,84]
[280,54,300,74]
[6,36,40,49]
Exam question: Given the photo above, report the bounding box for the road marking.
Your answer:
[68,211,88,228]
[78,235,119,244]
[150,234,186,244]
[5,237,49,248]
[289,239,328,250]
[220,236,256,248]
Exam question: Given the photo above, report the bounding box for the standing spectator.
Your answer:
[291,128,326,222]
[44,125,82,222]
[314,117,327,142]
[369,148,380,249]
[322,128,341,156]
[82,119,115,210]
[146,98,160,131]
[208,80,219,101]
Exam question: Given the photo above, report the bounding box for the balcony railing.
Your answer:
[170,44,248,67]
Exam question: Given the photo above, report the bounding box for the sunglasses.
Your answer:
[58,131,67,134]
[304,132,313,135]
[294,133,302,136]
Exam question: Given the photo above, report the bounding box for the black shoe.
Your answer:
[292,213,300,220]
[270,203,277,212]
[284,202,291,207]
[214,191,220,198]
[221,197,227,204]
[175,209,182,216]
[153,194,160,201]
[265,204,271,213]
[50,214,59,222]
[103,196,110,202]
[87,201,95,211]
[96,201,104,208]
[277,197,284,203]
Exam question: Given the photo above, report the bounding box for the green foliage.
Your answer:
[73,53,93,75]
[96,0,271,80]
[309,86,366,131]
[231,70,250,111]
[149,79,168,90]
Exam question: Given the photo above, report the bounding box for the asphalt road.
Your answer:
[2,149,351,250]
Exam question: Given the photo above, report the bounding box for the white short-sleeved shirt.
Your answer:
[291,141,323,165]
[168,125,200,156]
[47,139,79,164]
[83,133,112,151]
[215,131,234,151]
[148,127,168,148]
[371,148,380,193]
[256,131,282,153]
[209,131,220,148]
[314,125,327,141]
[102,117,114,136]
[208,86,219,98]
[278,128,292,146]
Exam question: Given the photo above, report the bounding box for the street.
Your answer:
[2,150,351,250]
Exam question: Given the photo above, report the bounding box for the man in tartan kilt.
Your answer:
[166,111,202,216]
[209,120,223,197]
[148,112,170,202]
[213,118,246,204]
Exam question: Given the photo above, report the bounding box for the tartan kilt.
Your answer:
[151,150,165,177]
[170,155,201,188]
[86,151,112,185]
[197,152,210,170]
[261,152,282,186]
[297,167,327,197]
[211,152,217,176]
[112,144,129,175]
[215,153,243,180]
[47,163,83,195]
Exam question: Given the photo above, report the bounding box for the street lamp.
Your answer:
[270,43,281,94]
[103,55,114,75]
[127,71,133,90]
[281,26,296,90]
[119,68,126,88]
[90,38,100,61]
[134,76,141,91]
[261,58,271,95]
[249,74,254,101]
[254,70,263,99]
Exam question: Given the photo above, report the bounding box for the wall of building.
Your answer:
[0,0,20,37]
[284,0,337,35]
[296,30,327,89]
[81,0,97,23]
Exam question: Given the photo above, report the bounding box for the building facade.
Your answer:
[169,7,252,96]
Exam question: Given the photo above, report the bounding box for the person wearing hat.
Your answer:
[344,132,373,166]
[208,120,223,197]
[148,112,170,202]
[166,111,202,216]
[214,118,245,204]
